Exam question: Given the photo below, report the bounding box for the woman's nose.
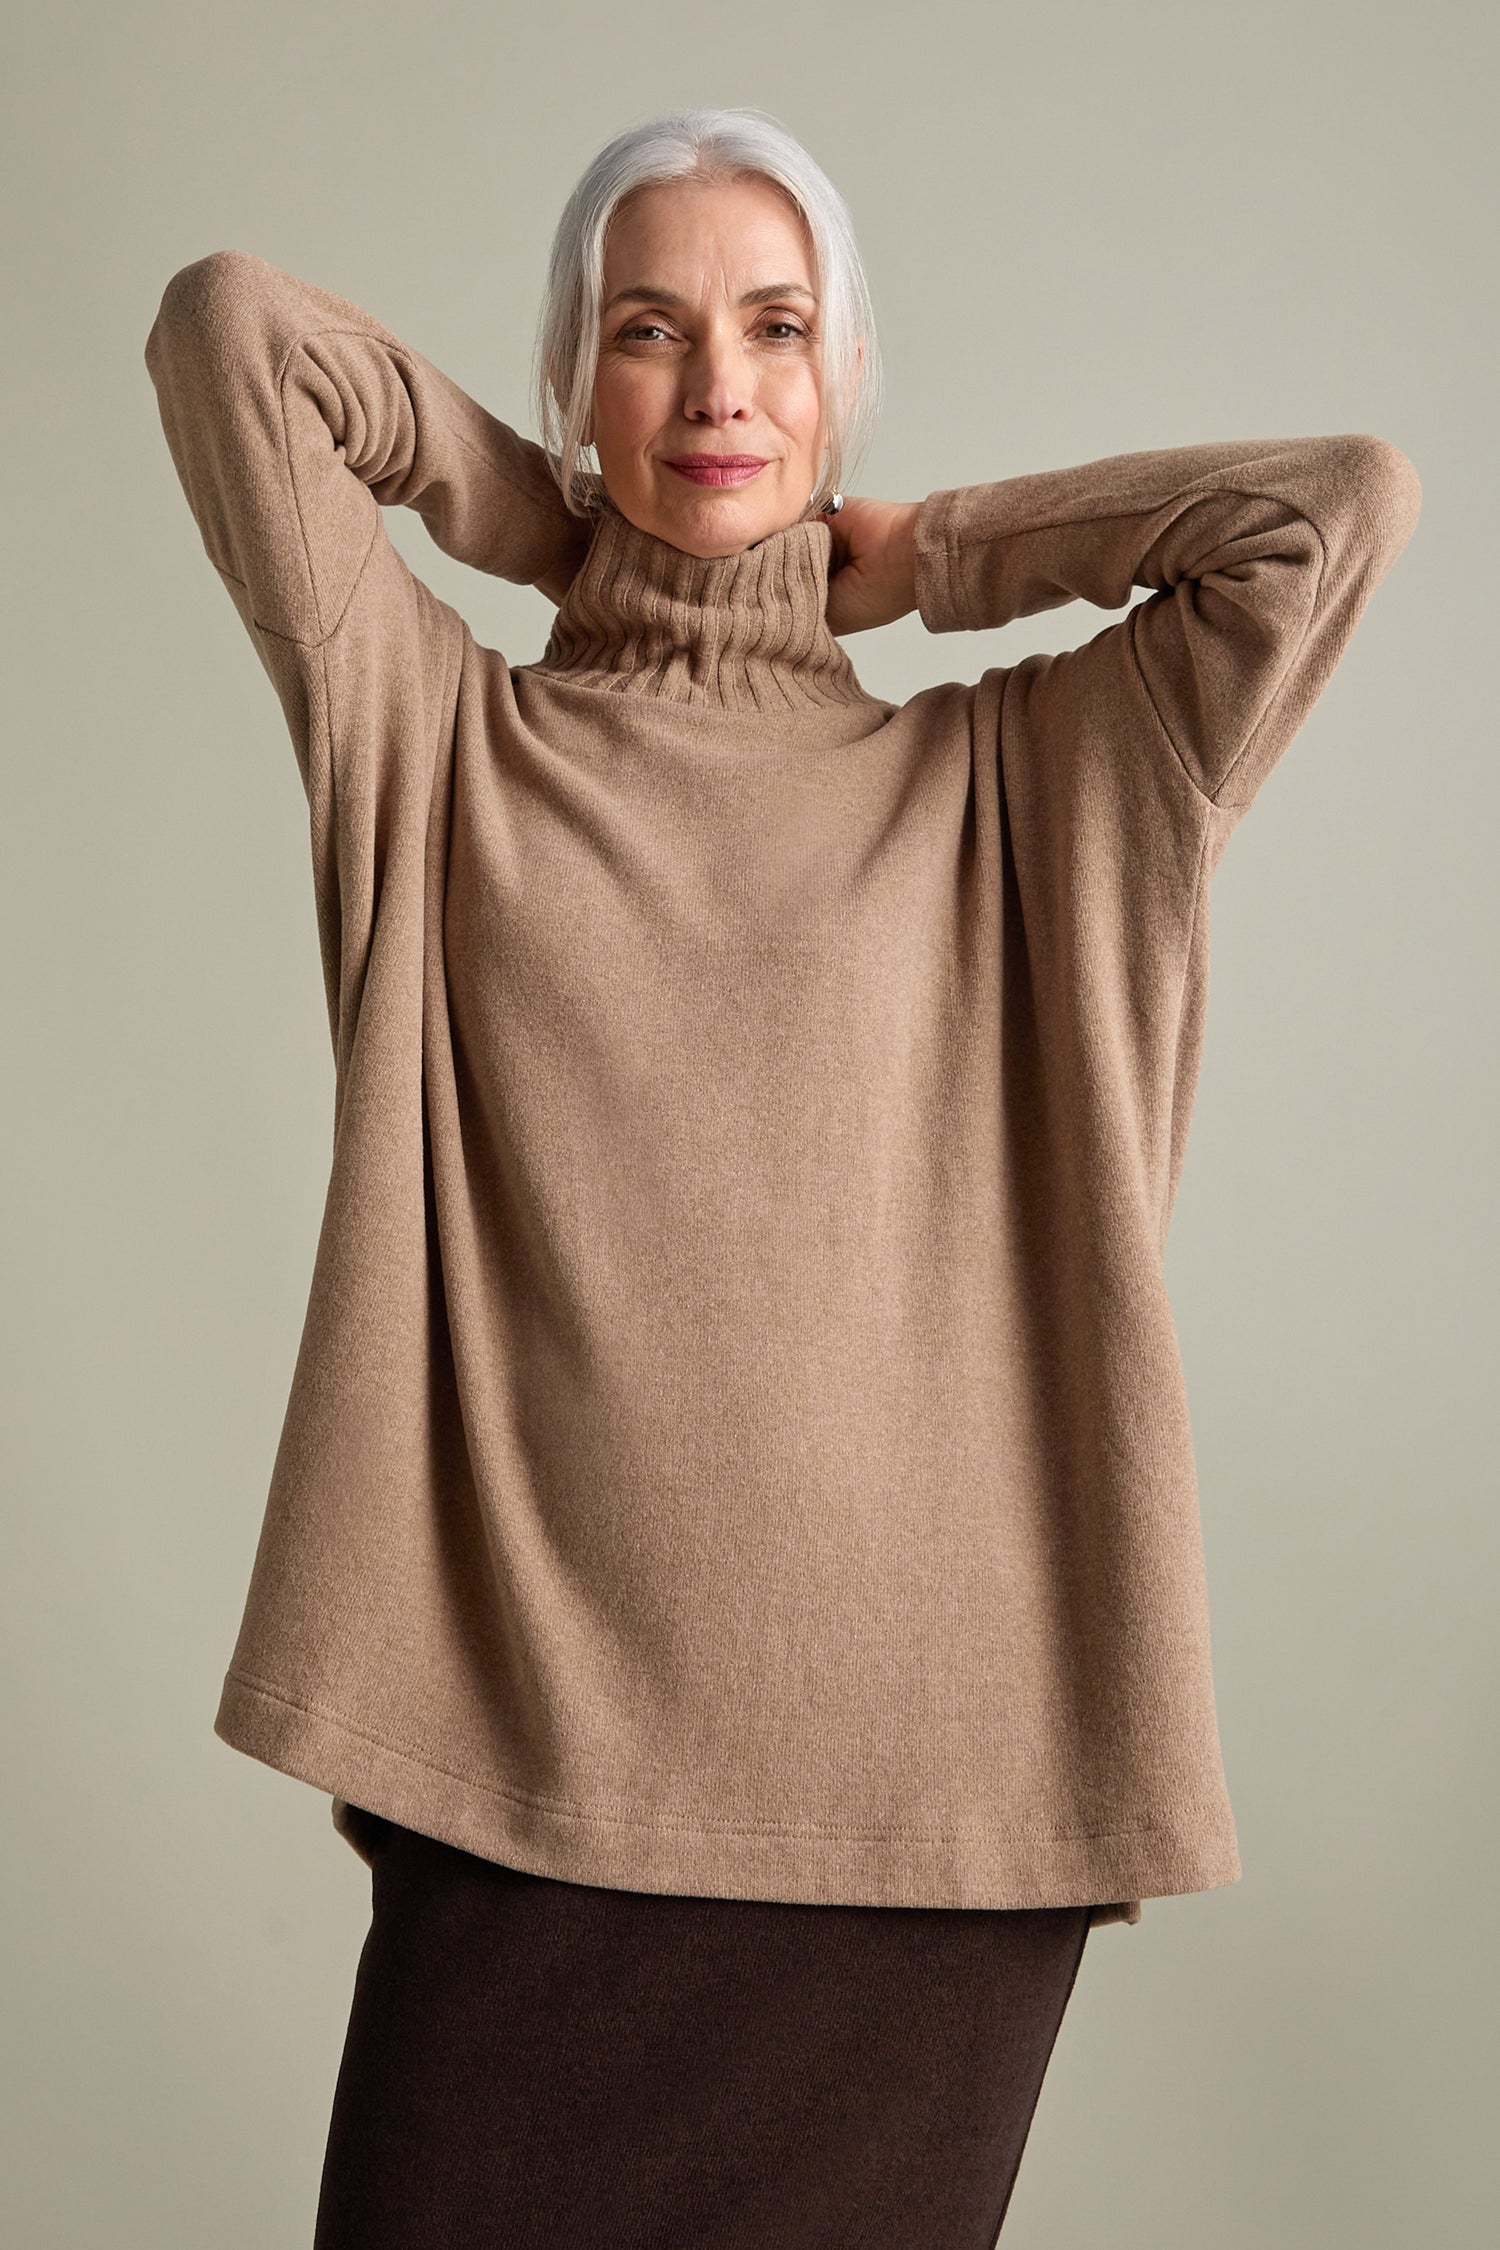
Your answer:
[680,342,754,425]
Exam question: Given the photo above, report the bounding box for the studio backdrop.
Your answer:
[2,3,1492,2247]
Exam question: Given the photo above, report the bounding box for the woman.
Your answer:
[144,106,1420,2249]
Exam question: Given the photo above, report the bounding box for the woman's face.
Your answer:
[590,175,827,557]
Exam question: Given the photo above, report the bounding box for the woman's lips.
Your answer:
[662,455,769,487]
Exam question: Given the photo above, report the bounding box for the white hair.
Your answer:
[531,107,883,520]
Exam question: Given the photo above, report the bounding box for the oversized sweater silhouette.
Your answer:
[144,250,1421,1929]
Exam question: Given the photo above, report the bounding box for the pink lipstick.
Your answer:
[663,455,769,487]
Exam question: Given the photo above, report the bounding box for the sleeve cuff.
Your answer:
[913,486,970,634]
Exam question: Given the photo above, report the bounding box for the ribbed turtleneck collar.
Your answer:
[531,506,875,714]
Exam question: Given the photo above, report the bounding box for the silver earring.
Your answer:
[822,491,844,515]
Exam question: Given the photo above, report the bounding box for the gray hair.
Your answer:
[531,107,882,520]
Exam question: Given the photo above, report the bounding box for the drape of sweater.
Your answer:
[144,251,1421,1930]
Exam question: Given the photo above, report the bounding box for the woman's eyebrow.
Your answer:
[603,282,818,311]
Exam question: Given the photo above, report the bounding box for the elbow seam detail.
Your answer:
[1206,516,1329,806]
[277,327,382,645]
[1117,636,1218,806]
[927,477,1338,802]
[1119,518,1328,812]
[269,322,567,639]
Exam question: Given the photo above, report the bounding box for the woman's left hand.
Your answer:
[822,497,921,635]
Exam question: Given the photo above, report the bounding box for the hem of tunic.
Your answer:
[215,1670,1247,1931]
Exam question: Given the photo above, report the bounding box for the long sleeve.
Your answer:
[912,436,1420,1251]
[143,247,589,650]
[143,250,591,1075]
[913,433,1422,810]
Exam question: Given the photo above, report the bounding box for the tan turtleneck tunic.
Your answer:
[144,250,1421,1930]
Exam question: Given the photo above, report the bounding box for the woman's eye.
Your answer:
[618,320,809,345]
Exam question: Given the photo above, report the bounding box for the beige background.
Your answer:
[3,0,1493,2242]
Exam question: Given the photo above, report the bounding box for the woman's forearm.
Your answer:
[913,434,1419,631]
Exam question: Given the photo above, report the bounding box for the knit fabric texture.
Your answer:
[145,251,1421,1931]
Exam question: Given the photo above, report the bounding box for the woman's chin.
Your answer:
[639,477,804,559]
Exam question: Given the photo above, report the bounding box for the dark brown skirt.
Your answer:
[312,1813,1091,2250]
